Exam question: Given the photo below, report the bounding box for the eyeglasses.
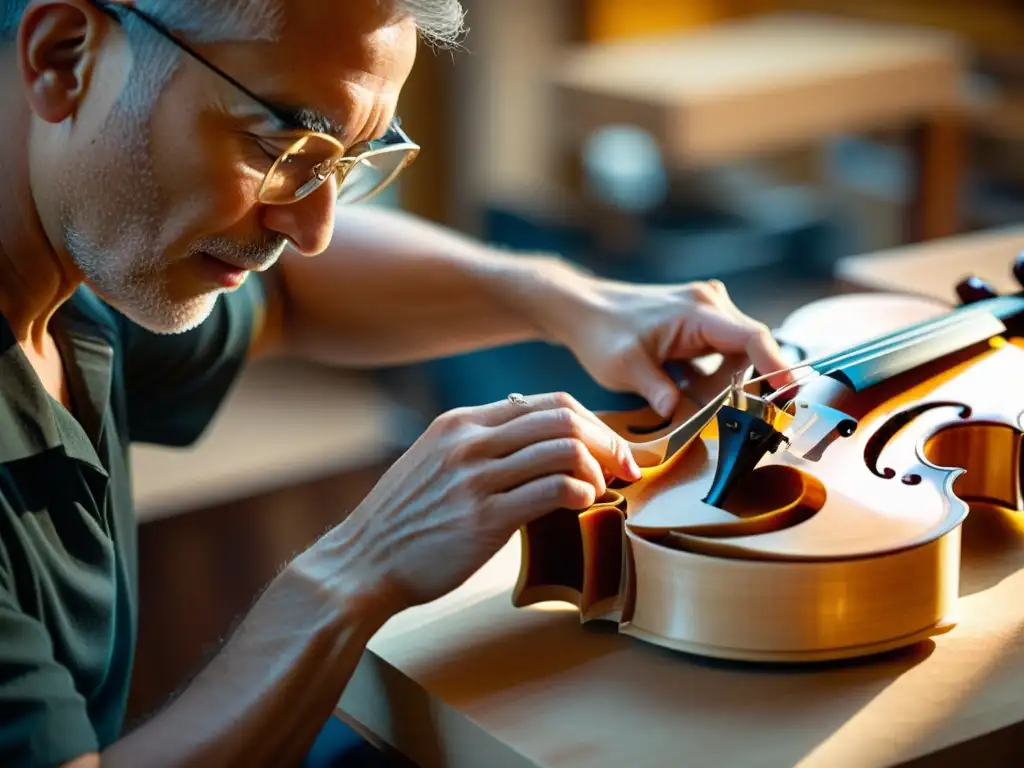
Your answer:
[86,0,420,206]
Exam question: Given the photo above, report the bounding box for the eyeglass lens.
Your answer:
[260,134,414,205]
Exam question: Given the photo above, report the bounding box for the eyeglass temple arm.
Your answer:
[83,0,298,129]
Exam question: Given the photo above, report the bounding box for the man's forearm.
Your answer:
[97,549,387,768]
[273,205,584,367]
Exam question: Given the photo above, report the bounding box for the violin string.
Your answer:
[764,320,966,403]
[730,295,1019,419]
[738,306,985,407]
[746,305,981,390]
[821,295,1019,368]
[760,324,969,405]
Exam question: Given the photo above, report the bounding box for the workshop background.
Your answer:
[125,0,1023,726]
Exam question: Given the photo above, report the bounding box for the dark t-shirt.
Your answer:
[0,278,261,766]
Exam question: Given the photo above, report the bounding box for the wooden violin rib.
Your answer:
[512,286,1024,664]
[512,491,632,624]
[619,529,960,662]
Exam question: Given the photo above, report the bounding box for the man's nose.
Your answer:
[259,178,338,257]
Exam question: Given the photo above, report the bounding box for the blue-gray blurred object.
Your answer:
[582,125,669,214]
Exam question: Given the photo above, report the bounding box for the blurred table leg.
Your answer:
[907,108,966,242]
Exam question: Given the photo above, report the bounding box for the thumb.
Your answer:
[687,305,794,390]
[629,356,681,418]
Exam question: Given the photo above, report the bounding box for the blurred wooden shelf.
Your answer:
[553,12,965,168]
[778,0,1024,58]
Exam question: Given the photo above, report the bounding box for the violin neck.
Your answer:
[816,295,1024,392]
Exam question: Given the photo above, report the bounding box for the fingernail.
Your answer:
[656,394,675,418]
[626,454,642,480]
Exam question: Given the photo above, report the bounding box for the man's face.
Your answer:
[23,0,418,333]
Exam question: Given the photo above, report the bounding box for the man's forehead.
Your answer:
[256,82,398,146]
[240,2,415,142]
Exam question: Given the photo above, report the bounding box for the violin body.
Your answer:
[512,267,1024,663]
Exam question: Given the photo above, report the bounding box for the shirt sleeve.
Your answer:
[0,588,99,767]
[117,276,264,447]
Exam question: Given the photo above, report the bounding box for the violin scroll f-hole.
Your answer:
[863,401,973,480]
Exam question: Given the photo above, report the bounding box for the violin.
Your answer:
[512,255,1024,663]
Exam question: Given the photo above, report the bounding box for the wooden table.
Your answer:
[552,11,967,243]
[335,228,1024,767]
[834,223,1024,301]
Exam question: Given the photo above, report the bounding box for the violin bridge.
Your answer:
[702,405,790,509]
[782,400,859,462]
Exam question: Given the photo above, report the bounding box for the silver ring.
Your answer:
[507,392,528,406]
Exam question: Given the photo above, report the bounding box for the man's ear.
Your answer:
[17,0,113,124]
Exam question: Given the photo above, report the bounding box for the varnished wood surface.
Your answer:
[336,235,1024,767]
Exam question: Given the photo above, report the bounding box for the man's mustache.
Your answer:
[192,234,289,271]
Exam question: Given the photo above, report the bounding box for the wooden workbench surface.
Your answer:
[337,226,1024,768]
[339,514,1024,768]
[553,12,964,166]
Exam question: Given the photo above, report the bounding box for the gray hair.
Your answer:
[0,0,467,47]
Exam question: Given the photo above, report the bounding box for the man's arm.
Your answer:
[85,547,387,768]
[246,205,794,418]
[65,391,644,767]
[251,203,580,365]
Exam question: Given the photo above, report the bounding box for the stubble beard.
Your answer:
[61,42,218,336]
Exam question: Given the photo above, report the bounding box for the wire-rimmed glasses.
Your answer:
[260,123,419,205]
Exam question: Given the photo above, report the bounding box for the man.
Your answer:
[0,0,794,765]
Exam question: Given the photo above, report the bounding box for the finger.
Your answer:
[469,391,614,434]
[703,280,748,321]
[687,305,795,389]
[686,280,730,308]
[477,406,641,481]
[701,281,777,343]
[488,474,600,529]
[485,437,608,499]
[621,348,686,420]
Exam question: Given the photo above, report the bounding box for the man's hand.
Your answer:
[311,391,643,616]
[518,265,796,419]
[97,391,639,768]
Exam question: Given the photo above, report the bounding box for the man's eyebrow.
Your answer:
[266,103,350,141]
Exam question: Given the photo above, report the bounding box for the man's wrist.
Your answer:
[474,249,594,347]
[283,539,397,649]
